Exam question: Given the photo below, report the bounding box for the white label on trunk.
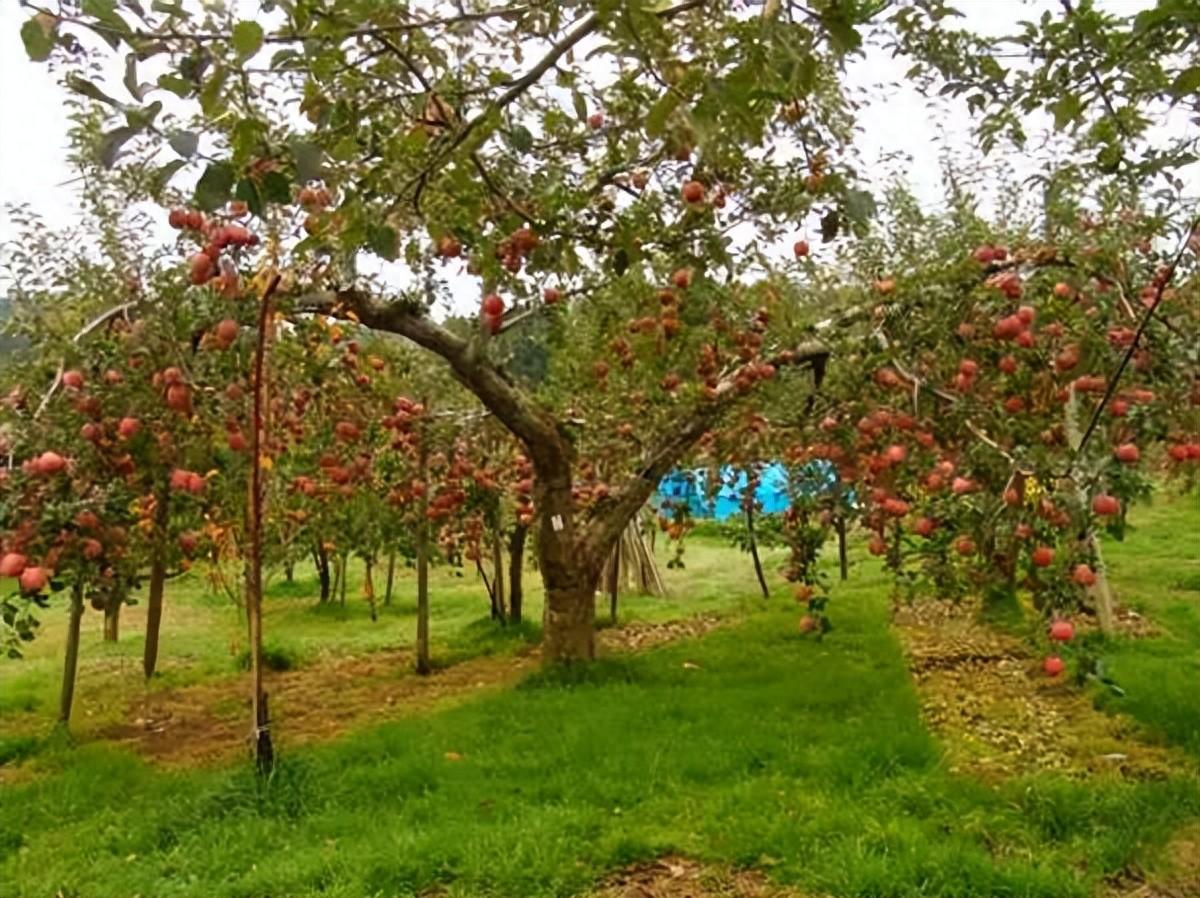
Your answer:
[551,514,564,531]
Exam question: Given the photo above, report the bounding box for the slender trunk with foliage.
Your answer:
[245,274,279,774]
[416,445,431,675]
[745,500,769,599]
[384,549,396,606]
[364,556,377,622]
[58,580,85,727]
[508,523,527,625]
[491,527,506,623]
[314,543,331,603]
[142,483,170,679]
[339,552,348,606]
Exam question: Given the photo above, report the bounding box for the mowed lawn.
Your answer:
[0,494,1197,897]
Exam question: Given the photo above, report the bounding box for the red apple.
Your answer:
[793,239,809,258]
[1114,443,1139,464]
[18,566,48,593]
[1050,619,1076,641]
[62,370,85,390]
[0,552,27,577]
[955,536,976,556]
[681,180,705,204]
[1032,545,1055,567]
[1071,564,1096,587]
[1043,655,1065,677]
[1091,494,1120,516]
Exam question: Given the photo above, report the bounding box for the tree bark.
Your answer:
[542,576,598,662]
[509,523,527,624]
[384,549,397,606]
[745,501,769,599]
[416,445,431,675]
[58,580,85,727]
[143,484,171,679]
[284,561,294,583]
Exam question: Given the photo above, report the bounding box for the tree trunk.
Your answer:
[835,516,848,581]
[416,446,431,675]
[384,549,396,606]
[314,543,331,603]
[245,273,279,775]
[1085,534,1117,633]
[103,597,120,642]
[143,485,171,679]
[542,577,597,662]
[608,545,619,624]
[364,556,377,622]
[284,561,294,583]
[745,501,769,599]
[491,528,506,623]
[509,523,527,625]
[58,580,85,727]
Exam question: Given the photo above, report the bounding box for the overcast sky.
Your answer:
[0,0,1165,294]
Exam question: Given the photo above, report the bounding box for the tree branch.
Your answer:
[294,289,562,462]
[584,341,828,560]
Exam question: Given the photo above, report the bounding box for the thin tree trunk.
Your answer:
[143,484,170,679]
[746,501,769,599]
[835,516,848,581]
[509,524,527,624]
[416,445,431,675]
[364,556,377,622]
[314,543,331,603]
[245,273,279,775]
[384,549,397,606]
[608,544,619,624]
[491,527,506,623]
[103,597,120,642]
[58,580,85,727]
[340,553,348,606]
[284,561,294,583]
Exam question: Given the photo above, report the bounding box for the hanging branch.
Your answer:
[1063,218,1198,475]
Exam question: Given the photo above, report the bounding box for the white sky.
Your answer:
[0,0,1165,294]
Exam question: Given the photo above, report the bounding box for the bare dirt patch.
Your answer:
[590,855,815,898]
[92,613,728,768]
[892,598,1186,781]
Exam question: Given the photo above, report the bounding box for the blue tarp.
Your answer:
[655,461,843,521]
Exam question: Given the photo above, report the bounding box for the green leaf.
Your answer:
[508,124,534,154]
[81,0,130,48]
[231,21,264,59]
[235,178,264,217]
[571,90,588,123]
[645,89,681,138]
[194,162,236,211]
[819,207,840,243]
[199,66,228,115]
[156,74,193,97]
[21,17,55,61]
[289,140,325,183]
[168,130,199,158]
[151,0,187,15]
[151,159,187,190]
[367,223,399,260]
[843,188,877,229]
[98,126,140,168]
[1169,66,1200,99]
[66,74,120,106]
[1050,92,1082,131]
[260,170,292,204]
[123,100,162,130]
[820,10,862,54]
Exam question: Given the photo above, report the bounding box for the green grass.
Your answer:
[1084,489,1200,758]
[2,537,1198,897]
